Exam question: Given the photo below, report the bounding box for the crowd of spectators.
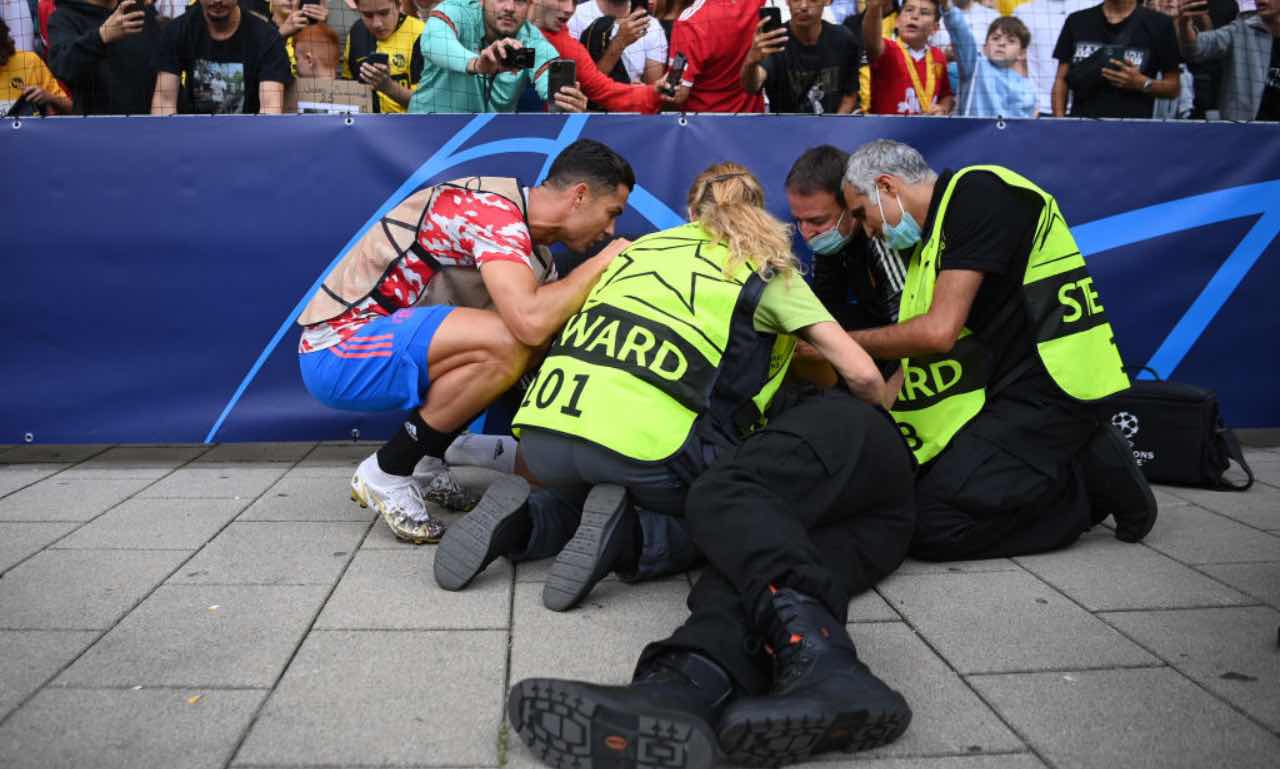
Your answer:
[0,0,1275,119]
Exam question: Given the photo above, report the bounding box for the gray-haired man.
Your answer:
[839,139,1157,561]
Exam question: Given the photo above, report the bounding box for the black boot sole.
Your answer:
[508,678,718,769]
[718,694,912,767]
[433,475,530,591]
[1089,424,1158,543]
[543,484,629,612]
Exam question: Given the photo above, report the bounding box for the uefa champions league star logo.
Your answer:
[1112,411,1140,441]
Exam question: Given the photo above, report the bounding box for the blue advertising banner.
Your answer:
[3,113,1278,442]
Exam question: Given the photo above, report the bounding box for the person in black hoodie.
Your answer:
[48,0,161,115]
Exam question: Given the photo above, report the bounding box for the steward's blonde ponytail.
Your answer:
[687,162,800,280]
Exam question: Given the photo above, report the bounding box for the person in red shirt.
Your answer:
[863,0,953,115]
[666,0,765,112]
[528,0,665,112]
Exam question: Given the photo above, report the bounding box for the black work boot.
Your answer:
[718,588,911,766]
[508,651,733,769]
[433,475,531,591]
[543,484,636,612]
[1080,423,1158,542]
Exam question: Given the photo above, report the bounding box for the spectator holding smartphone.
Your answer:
[665,0,765,112]
[741,0,861,114]
[1,17,72,114]
[343,0,423,112]
[1051,0,1181,118]
[863,0,954,114]
[410,0,564,113]
[1177,0,1280,121]
[569,0,667,85]
[270,0,329,76]
[47,0,160,114]
[942,1,1036,117]
[151,0,292,114]
[529,0,665,112]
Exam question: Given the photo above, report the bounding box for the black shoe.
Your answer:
[543,484,634,612]
[1081,423,1158,543]
[508,652,732,769]
[718,588,911,766]
[433,475,531,591]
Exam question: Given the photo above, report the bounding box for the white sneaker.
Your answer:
[351,454,446,544]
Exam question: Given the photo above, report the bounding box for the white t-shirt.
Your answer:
[1015,0,1097,115]
[2,0,35,52]
[567,1,668,84]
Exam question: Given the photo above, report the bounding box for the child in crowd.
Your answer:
[943,5,1036,117]
[863,0,954,115]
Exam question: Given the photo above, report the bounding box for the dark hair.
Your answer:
[987,16,1031,49]
[901,0,940,17]
[545,139,636,194]
[785,145,851,207]
[0,18,15,68]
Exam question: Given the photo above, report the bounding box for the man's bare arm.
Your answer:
[481,240,629,347]
[849,269,983,359]
[800,321,886,406]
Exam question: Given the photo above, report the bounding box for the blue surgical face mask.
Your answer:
[805,210,852,255]
[875,188,922,250]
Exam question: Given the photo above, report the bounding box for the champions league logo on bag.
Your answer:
[1111,411,1155,465]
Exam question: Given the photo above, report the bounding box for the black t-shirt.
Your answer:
[761,21,859,114]
[812,233,904,331]
[155,9,292,114]
[1053,5,1180,119]
[1257,38,1280,122]
[923,170,1044,382]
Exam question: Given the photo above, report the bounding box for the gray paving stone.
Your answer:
[1152,485,1194,509]
[0,477,154,521]
[291,444,371,476]
[238,473,376,522]
[55,584,329,688]
[1013,530,1253,611]
[1140,503,1280,564]
[0,463,68,497]
[843,622,1024,759]
[0,522,76,573]
[849,588,901,622]
[1162,484,1280,531]
[877,570,1156,674]
[0,630,98,718]
[510,579,691,685]
[1103,606,1280,731]
[236,630,506,766]
[970,667,1280,769]
[315,548,509,630]
[57,446,209,480]
[0,549,188,629]
[54,498,248,550]
[138,466,288,500]
[513,554,620,584]
[786,757,1046,769]
[168,522,368,585]
[1199,561,1280,608]
[895,558,1020,575]
[0,688,265,769]
[197,442,316,463]
[0,444,110,463]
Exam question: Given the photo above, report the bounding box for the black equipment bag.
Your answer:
[1099,369,1254,491]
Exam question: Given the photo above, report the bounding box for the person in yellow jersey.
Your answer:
[344,0,425,112]
[435,162,896,612]
[839,139,1157,561]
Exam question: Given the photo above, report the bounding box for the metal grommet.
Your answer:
[11,119,21,130]
[677,115,688,126]
[23,432,34,443]
[996,118,1007,130]
[344,116,354,126]
[350,428,361,442]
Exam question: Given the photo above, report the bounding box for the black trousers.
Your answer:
[639,388,917,694]
[910,375,1099,562]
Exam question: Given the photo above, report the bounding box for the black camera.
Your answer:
[500,47,536,70]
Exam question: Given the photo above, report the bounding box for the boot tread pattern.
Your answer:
[720,707,911,767]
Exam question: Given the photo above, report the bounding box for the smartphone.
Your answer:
[547,58,576,113]
[129,0,146,13]
[632,0,650,13]
[759,6,783,33]
[500,46,536,70]
[299,0,319,24]
[661,52,687,97]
